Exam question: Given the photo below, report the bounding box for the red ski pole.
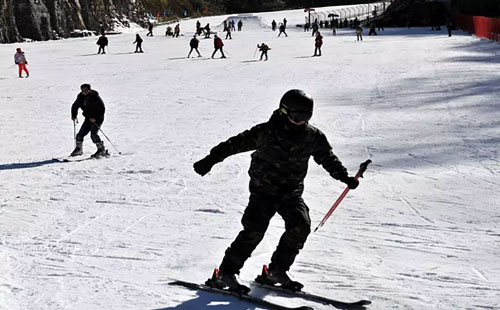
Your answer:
[314,159,372,232]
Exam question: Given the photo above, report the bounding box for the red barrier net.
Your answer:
[456,15,500,42]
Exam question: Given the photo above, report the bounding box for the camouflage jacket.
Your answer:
[206,110,348,196]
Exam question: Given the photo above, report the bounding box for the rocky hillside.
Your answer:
[0,0,145,43]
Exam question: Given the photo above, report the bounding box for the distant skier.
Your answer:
[133,34,143,53]
[271,20,277,31]
[356,26,363,41]
[96,34,108,54]
[312,22,319,37]
[14,48,29,78]
[147,21,154,36]
[447,21,453,37]
[313,31,323,56]
[237,20,243,31]
[70,84,108,157]
[257,43,270,61]
[204,23,211,38]
[283,17,287,28]
[231,20,236,31]
[174,23,180,37]
[188,35,202,58]
[278,23,288,37]
[211,35,226,59]
[193,89,359,292]
[368,22,377,36]
[196,20,201,34]
[225,26,232,39]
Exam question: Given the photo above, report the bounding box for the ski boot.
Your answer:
[70,142,83,156]
[91,142,109,158]
[255,264,304,292]
[205,268,250,295]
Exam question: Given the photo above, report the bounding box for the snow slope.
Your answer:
[1,6,500,310]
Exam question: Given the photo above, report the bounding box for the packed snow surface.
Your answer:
[1,5,500,310]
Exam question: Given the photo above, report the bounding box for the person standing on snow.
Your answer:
[225,26,232,39]
[193,89,360,293]
[147,21,154,36]
[257,43,270,61]
[237,20,243,31]
[211,35,226,59]
[204,23,211,38]
[70,84,108,158]
[278,23,288,37]
[271,20,277,31]
[356,26,363,41]
[313,31,323,56]
[188,35,202,58]
[96,34,108,54]
[174,23,181,37]
[133,34,144,53]
[14,48,29,78]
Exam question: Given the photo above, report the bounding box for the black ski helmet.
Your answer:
[279,89,313,122]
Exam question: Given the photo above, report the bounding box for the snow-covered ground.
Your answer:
[1,6,500,310]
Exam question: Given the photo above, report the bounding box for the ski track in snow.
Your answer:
[1,6,500,310]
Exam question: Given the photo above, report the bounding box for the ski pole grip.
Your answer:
[355,159,372,180]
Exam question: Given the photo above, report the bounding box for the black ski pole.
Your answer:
[93,123,122,154]
[73,119,77,147]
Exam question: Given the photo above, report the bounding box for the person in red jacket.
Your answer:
[211,35,226,59]
[314,31,323,57]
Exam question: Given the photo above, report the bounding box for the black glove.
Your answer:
[340,176,359,190]
[193,156,215,176]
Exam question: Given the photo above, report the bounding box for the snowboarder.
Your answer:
[133,34,143,53]
[14,48,29,78]
[174,23,180,38]
[237,20,243,31]
[96,34,108,54]
[257,43,270,61]
[147,21,154,36]
[193,89,359,292]
[314,32,323,56]
[225,26,232,40]
[70,84,107,157]
[278,23,288,37]
[188,35,202,58]
[211,35,226,59]
[271,20,277,31]
[356,26,363,41]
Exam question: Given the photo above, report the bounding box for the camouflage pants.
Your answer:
[219,192,311,274]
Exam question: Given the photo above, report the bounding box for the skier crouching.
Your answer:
[194,89,359,292]
[70,84,108,157]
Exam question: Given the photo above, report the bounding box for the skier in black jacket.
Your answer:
[188,35,202,58]
[70,84,107,157]
[193,89,359,292]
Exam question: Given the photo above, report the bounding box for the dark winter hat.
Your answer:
[279,89,314,122]
[16,48,21,51]
[80,83,91,90]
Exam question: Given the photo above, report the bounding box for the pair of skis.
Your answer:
[170,266,371,310]
[170,279,370,310]
[53,150,110,163]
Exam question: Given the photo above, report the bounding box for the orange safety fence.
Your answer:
[455,14,500,42]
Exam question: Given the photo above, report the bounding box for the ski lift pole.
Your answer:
[314,159,372,232]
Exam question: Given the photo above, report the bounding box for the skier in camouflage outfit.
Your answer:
[194,89,359,292]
